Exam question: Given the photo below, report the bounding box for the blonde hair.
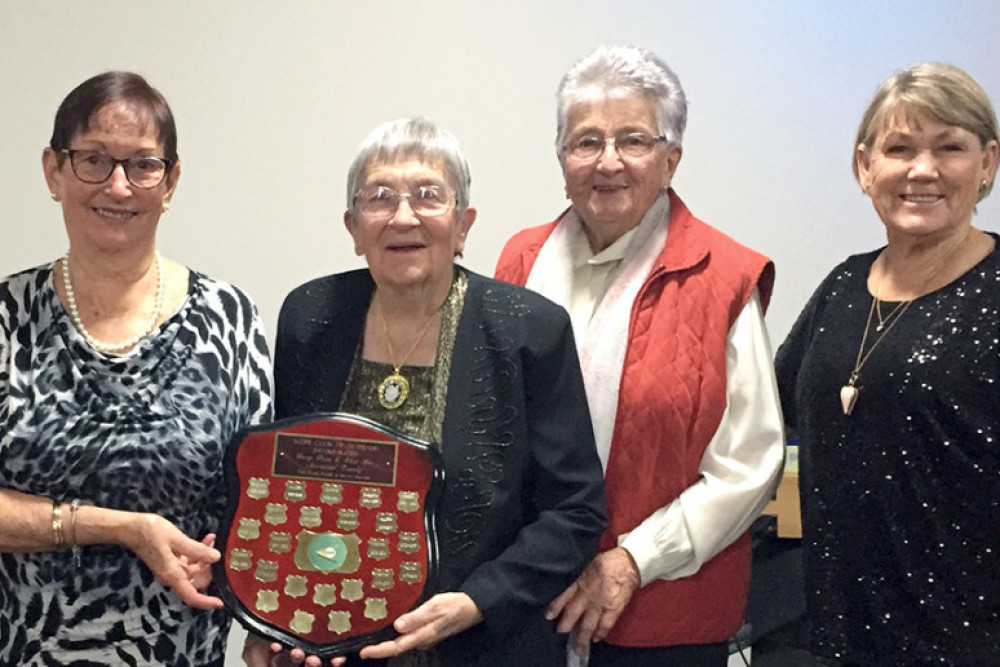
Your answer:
[853,62,999,200]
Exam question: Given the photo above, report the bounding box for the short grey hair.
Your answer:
[346,117,471,212]
[854,62,999,201]
[556,45,688,151]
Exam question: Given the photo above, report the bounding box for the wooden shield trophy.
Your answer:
[214,413,444,659]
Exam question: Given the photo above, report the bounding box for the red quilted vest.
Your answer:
[495,190,774,646]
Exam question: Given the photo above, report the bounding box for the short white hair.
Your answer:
[346,117,471,212]
[556,45,687,151]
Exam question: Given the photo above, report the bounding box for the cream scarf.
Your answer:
[525,193,670,470]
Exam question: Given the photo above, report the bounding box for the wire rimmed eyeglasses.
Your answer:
[354,185,457,219]
[561,131,668,162]
[59,149,173,189]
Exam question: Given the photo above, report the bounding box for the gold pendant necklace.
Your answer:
[841,290,913,415]
[843,235,974,415]
[874,296,909,332]
[375,295,442,410]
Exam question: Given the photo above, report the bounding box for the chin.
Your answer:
[886,218,962,239]
[381,269,431,287]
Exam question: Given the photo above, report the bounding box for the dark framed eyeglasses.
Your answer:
[354,185,456,220]
[561,131,668,162]
[59,149,173,189]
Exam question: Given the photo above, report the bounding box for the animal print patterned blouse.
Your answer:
[0,262,272,666]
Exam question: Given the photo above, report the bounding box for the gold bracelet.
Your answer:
[69,499,81,567]
[51,499,65,548]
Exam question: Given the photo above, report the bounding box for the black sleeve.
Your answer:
[775,268,840,432]
[273,274,369,419]
[458,299,607,636]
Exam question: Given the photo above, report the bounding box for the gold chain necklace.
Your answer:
[840,237,970,415]
[873,295,910,331]
[375,296,443,410]
[840,291,914,415]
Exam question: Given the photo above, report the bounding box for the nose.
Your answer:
[389,196,420,226]
[908,150,939,180]
[596,140,624,172]
[105,162,133,197]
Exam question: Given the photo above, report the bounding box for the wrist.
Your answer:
[79,506,143,551]
[617,546,642,587]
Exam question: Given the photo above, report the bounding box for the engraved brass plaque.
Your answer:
[285,575,308,598]
[285,480,307,502]
[290,610,315,635]
[397,491,419,513]
[328,610,351,634]
[238,518,261,541]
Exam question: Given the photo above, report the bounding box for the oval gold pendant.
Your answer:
[378,372,410,410]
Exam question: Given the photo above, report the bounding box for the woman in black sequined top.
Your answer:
[776,63,1000,665]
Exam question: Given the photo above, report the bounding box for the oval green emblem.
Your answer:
[308,533,348,572]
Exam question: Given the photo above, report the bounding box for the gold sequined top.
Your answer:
[340,269,467,446]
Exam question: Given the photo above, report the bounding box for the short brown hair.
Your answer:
[49,71,178,163]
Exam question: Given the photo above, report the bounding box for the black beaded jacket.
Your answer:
[273,268,607,665]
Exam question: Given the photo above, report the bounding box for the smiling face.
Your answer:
[560,95,681,252]
[43,102,179,255]
[857,111,999,242]
[344,159,475,292]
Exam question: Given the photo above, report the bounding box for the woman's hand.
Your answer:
[359,592,482,659]
[119,513,223,610]
[242,634,345,667]
[179,533,217,591]
[545,547,640,654]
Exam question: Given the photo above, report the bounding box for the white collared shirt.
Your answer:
[565,227,785,583]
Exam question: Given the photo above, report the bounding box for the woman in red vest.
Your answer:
[495,45,785,667]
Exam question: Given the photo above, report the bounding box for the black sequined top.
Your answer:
[776,236,1000,666]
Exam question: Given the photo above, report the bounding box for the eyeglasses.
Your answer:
[561,131,668,162]
[354,185,455,219]
[60,149,173,189]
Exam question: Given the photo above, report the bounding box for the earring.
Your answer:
[50,192,60,202]
[982,179,990,190]
[162,202,171,213]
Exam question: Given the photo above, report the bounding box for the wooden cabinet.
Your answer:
[763,449,801,539]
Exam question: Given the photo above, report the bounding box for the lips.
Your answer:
[593,184,627,192]
[386,242,426,251]
[92,207,137,221]
[901,194,943,204]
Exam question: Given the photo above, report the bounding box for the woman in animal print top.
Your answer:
[0,71,272,666]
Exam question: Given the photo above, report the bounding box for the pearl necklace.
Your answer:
[62,251,165,354]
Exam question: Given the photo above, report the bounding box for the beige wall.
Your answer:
[4,2,999,346]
